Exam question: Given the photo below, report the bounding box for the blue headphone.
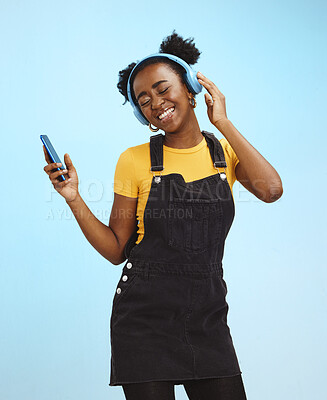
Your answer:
[126,53,203,125]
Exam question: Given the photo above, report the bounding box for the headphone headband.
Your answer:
[126,53,202,125]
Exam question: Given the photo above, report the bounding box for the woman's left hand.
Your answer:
[197,72,228,128]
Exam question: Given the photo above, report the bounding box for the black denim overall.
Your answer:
[109,131,242,386]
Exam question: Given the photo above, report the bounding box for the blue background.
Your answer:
[1,0,326,399]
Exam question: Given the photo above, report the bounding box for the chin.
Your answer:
[163,128,178,134]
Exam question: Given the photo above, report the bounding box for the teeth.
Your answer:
[158,107,174,120]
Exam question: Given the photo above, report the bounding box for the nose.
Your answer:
[151,94,164,110]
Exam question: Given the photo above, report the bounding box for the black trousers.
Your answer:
[122,374,247,400]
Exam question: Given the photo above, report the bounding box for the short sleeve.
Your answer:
[113,148,138,198]
[220,138,240,185]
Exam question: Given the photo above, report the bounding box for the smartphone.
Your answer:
[40,134,66,182]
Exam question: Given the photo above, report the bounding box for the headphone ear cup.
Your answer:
[183,73,193,94]
[184,69,202,94]
[133,106,149,125]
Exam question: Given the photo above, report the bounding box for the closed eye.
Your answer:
[140,99,150,107]
[139,87,169,107]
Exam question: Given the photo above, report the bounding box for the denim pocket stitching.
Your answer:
[167,198,223,254]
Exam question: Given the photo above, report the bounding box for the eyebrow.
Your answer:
[136,80,169,102]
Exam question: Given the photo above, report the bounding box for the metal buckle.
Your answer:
[213,163,227,181]
[150,167,164,183]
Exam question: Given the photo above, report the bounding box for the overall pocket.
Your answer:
[112,272,140,309]
[168,198,223,254]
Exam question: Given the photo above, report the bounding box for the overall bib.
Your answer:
[109,130,242,386]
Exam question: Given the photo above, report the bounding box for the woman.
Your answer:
[42,32,283,400]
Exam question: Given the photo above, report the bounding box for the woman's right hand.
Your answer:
[43,145,79,203]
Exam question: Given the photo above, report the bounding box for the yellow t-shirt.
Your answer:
[113,135,240,245]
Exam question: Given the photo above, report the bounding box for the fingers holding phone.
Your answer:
[41,137,79,203]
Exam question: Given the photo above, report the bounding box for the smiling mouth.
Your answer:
[157,107,175,121]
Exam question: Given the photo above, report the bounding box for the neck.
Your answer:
[162,114,203,149]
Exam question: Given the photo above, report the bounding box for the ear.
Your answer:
[182,82,191,97]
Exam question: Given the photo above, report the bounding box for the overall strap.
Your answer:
[124,133,164,258]
[202,131,227,169]
[149,131,226,172]
[149,133,164,172]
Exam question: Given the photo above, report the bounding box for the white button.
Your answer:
[126,262,133,269]
[122,275,128,282]
[220,173,227,181]
[116,287,121,294]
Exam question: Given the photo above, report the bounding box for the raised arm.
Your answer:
[218,119,283,203]
[42,146,138,265]
[197,71,283,203]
